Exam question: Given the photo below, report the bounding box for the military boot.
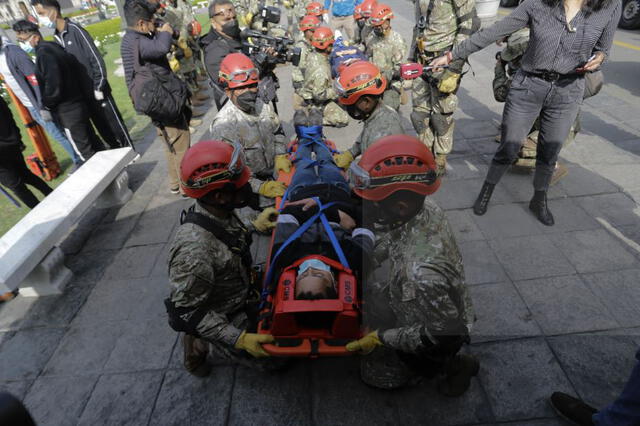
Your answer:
[473,182,495,216]
[435,154,447,176]
[183,334,212,377]
[549,163,568,186]
[437,354,480,397]
[529,190,554,226]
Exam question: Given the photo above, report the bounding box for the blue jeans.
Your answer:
[594,348,640,426]
[289,139,349,197]
[28,106,83,165]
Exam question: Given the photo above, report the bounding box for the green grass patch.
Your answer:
[85,17,122,42]
[67,7,98,18]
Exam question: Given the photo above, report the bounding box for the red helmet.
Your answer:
[180,141,251,199]
[335,61,386,105]
[310,26,334,50]
[360,0,377,18]
[350,135,440,201]
[369,3,393,26]
[218,53,259,89]
[188,20,202,37]
[305,2,325,16]
[299,14,321,32]
[353,4,363,19]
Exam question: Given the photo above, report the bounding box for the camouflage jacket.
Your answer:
[168,202,253,346]
[164,0,194,39]
[493,28,530,102]
[299,51,337,103]
[209,99,286,193]
[370,198,474,354]
[348,101,404,157]
[365,29,407,90]
[411,0,476,55]
[292,38,313,92]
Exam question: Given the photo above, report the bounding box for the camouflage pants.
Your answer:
[411,75,458,155]
[321,101,350,128]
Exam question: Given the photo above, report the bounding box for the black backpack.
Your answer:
[129,38,190,123]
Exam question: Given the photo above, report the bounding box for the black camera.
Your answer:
[240,28,301,67]
[154,19,180,40]
[258,5,281,25]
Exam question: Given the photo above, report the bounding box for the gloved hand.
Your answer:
[94,90,104,101]
[178,37,193,58]
[169,56,181,72]
[333,151,354,169]
[252,207,279,233]
[238,12,253,28]
[40,109,53,122]
[346,331,382,355]
[259,181,286,198]
[275,154,292,173]
[437,69,461,94]
[235,331,274,357]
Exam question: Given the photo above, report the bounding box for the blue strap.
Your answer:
[315,197,351,270]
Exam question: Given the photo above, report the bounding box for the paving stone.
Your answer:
[561,135,640,165]
[78,371,163,425]
[64,249,120,286]
[150,242,172,278]
[149,368,234,425]
[548,334,638,408]
[468,136,503,155]
[432,178,510,210]
[0,328,66,381]
[228,362,312,425]
[472,203,544,239]
[580,111,640,143]
[469,282,541,343]
[457,117,500,139]
[104,319,177,372]
[458,240,507,285]
[489,235,575,281]
[81,216,138,252]
[445,210,485,242]
[0,295,35,331]
[575,193,639,227]
[490,420,564,426]
[0,380,33,401]
[596,164,640,191]
[550,229,638,274]
[581,269,640,327]
[125,206,182,247]
[497,169,568,203]
[514,275,619,335]
[24,375,97,426]
[556,166,620,197]
[43,321,125,377]
[101,243,165,280]
[444,156,488,181]
[472,338,575,422]
[534,198,600,234]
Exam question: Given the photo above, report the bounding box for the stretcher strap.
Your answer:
[315,198,351,270]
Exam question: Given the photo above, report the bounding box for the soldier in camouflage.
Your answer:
[356,0,377,49]
[299,26,350,127]
[292,15,321,110]
[167,140,281,375]
[365,3,407,111]
[347,135,478,394]
[332,61,404,169]
[284,0,309,36]
[209,53,290,206]
[409,0,477,174]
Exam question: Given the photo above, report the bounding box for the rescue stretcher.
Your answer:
[256,137,363,357]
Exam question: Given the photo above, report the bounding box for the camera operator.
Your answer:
[121,0,192,195]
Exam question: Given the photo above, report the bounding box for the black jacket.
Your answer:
[54,18,110,95]
[121,29,174,92]
[34,40,86,110]
[0,39,42,108]
[0,96,22,152]
[199,29,242,89]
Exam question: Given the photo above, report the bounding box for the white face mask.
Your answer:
[39,15,55,29]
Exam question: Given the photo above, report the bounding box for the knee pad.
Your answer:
[410,110,430,135]
[430,112,454,136]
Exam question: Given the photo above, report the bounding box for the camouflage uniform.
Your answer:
[299,50,350,127]
[164,0,198,87]
[366,29,407,111]
[347,101,404,157]
[209,99,286,206]
[361,198,474,389]
[410,0,476,156]
[285,0,308,35]
[292,37,313,109]
[168,202,271,369]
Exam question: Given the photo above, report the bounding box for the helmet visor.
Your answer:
[182,142,246,189]
[334,72,383,99]
[349,160,438,190]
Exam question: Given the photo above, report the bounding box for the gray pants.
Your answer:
[485,71,585,191]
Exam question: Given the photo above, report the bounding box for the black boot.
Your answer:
[437,354,480,397]
[549,392,597,425]
[529,190,554,226]
[473,182,495,216]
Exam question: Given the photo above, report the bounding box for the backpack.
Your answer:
[128,37,190,123]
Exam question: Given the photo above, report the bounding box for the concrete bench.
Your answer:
[0,148,136,297]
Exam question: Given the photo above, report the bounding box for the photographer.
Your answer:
[121,0,192,195]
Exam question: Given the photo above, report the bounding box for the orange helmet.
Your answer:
[188,20,202,37]
[354,4,363,19]
[350,135,440,201]
[335,61,386,105]
[310,26,334,50]
[305,2,325,16]
[219,53,259,89]
[360,0,377,18]
[180,141,251,199]
[299,14,321,32]
[369,3,393,26]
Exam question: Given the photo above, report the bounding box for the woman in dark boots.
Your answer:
[429,0,621,225]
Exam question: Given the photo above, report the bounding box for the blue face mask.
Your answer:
[19,41,34,54]
[298,258,331,275]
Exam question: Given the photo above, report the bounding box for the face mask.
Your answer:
[39,15,55,29]
[357,19,365,29]
[235,90,258,113]
[298,258,331,275]
[19,41,34,54]
[373,26,386,37]
[346,103,370,121]
[221,20,240,39]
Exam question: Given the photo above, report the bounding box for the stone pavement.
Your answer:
[2,2,640,424]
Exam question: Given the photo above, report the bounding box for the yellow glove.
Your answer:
[169,56,180,72]
[275,154,292,173]
[438,70,461,94]
[333,151,354,169]
[178,38,193,58]
[346,331,382,355]
[259,181,287,198]
[252,207,279,233]
[238,12,253,28]
[234,331,274,357]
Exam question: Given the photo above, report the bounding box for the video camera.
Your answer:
[240,6,301,67]
[153,18,180,40]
